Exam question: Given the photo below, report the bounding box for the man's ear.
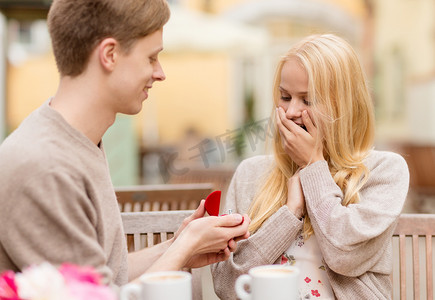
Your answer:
[98,38,119,72]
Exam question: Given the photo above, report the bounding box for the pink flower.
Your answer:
[311,290,321,297]
[59,264,102,285]
[0,271,19,300]
[66,280,116,300]
[304,277,311,283]
[0,263,116,300]
[59,264,116,300]
[16,263,68,300]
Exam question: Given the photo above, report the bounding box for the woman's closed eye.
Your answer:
[280,94,291,101]
[302,98,311,106]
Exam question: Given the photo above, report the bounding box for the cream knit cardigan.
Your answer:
[212,152,409,299]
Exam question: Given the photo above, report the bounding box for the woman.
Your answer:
[211,34,409,299]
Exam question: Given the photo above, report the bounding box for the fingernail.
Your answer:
[233,214,242,223]
[303,110,308,116]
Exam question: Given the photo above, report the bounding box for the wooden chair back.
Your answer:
[392,213,435,299]
[115,183,213,212]
[121,210,204,299]
[121,210,194,251]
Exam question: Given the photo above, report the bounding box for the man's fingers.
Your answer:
[213,214,250,244]
[216,213,244,227]
[191,199,206,220]
[215,249,231,263]
[228,238,237,252]
[176,200,205,238]
[234,231,250,242]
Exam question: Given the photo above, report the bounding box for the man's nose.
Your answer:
[154,62,166,81]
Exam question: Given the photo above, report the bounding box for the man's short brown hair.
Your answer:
[47,0,170,77]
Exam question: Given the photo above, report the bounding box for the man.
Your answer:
[0,0,249,285]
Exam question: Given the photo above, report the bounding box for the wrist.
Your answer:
[167,237,176,246]
[312,152,325,163]
[286,205,303,220]
[154,239,192,271]
[172,232,198,261]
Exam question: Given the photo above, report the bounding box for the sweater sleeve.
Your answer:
[299,151,409,277]
[1,169,114,283]
[211,157,303,300]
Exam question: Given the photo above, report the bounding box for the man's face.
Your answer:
[111,29,165,115]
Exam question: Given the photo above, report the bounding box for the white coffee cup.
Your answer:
[119,271,192,300]
[235,265,300,300]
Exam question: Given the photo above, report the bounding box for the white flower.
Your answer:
[15,262,73,300]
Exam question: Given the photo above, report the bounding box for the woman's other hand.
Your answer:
[286,172,305,220]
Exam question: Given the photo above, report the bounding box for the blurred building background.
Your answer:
[0,0,434,212]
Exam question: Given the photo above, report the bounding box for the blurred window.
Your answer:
[7,19,50,65]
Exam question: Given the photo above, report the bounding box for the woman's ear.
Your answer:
[98,38,118,72]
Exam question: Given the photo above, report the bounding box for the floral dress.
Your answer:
[281,230,335,299]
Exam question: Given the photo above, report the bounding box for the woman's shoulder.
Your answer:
[233,155,275,181]
[366,149,409,177]
[237,154,274,170]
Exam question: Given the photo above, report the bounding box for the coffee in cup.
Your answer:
[120,271,192,300]
[235,265,299,300]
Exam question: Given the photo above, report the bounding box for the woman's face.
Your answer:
[278,58,311,131]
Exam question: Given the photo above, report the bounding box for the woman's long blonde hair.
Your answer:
[248,34,375,237]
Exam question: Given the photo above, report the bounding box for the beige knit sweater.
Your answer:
[0,101,128,285]
[211,151,409,299]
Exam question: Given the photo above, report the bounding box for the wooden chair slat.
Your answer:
[427,235,433,300]
[393,214,435,299]
[412,234,420,300]
[399,234,406,299]
[147,232,154,247]
[161,232,168,242]
[134,233,141,252]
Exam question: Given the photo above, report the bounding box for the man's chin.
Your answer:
[120,103,143,115]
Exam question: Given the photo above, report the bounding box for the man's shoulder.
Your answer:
[0,118,58,170]
[0,120,85,196]
[0,136,62,195]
